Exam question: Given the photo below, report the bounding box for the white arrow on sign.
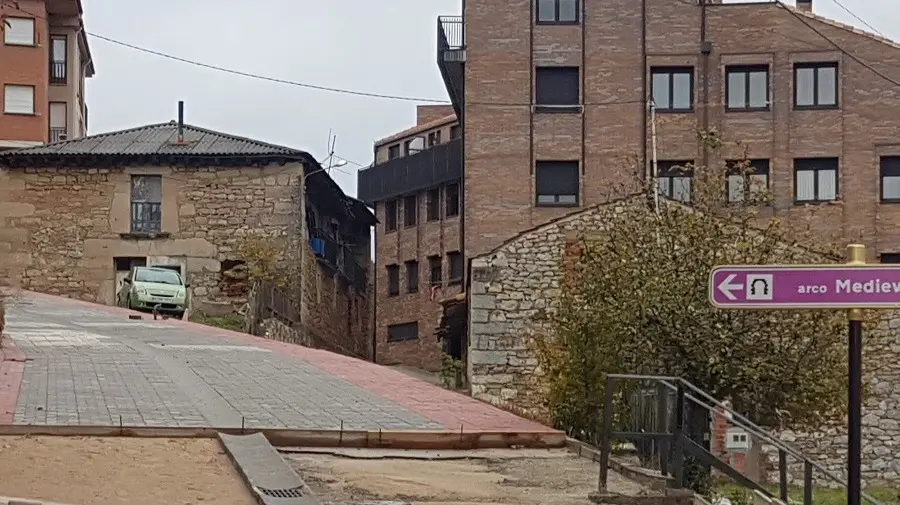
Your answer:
[717,274,744,301]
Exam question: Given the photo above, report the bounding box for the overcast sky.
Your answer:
[81,0,895,200]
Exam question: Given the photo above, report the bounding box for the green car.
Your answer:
[117,266,189,318]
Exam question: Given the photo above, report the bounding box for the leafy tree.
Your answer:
[531,133,867,471]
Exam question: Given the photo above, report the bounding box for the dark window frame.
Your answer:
[426,188,441,221]
[535,160,579,207]
[536,0,580,25]
[405,260,419,294]
[445,183,460,218]
[388,144,401,160]
[793,158,839,204]
[650,66,695,113]
[386,264,400,297]
[387,322,419,342]
[448,251,463,285]
[726,159,770,204]
[793,62,839,110]
[535,66,582,113]
[49,34,67,85]
[427,130,442,147]
[384,200,398,232]
[725,65,770,112]
[657,160,694,203]
[130,175,163,234]
[403,194,417,227]
[450,125,462,139]
[428,255,442,286]
[880,156,900,203]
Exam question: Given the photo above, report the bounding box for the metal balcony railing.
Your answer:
[50,61,67,84]
[131,202,162,233]
[49,127,67,143]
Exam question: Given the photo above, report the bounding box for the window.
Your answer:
[3,84,34,115]
[658,161,693,202]
[49,102,67,143]
[536,161,579,206]
[388,144,401,159]
[537,0,579,24]
[445,183,460,217]
[403,194,417,227]
[428,130,441,147]
[448,251,463,285]
[450,125,461,139]
[426,188,441,221]
[794,62,838,108]
[727,159,770,203]
[726,65,769,111]
[794,158,838,203]
[405,260,419,293]
[50,35,67,84]
[3,17,35,46]
[880,156,900,202]
[651,67,693,112]
[428,255,442,286]
[130,175,163,233]
[384,200,398,232]
[387,322,419,342]
[535,67,580,112]
[387,264,400,297]
[403,139,413,156]
[881,253,900,264]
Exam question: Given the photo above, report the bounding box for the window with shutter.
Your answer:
[535,161,579,206]
[4,85,35,114]
[3,17,35,46]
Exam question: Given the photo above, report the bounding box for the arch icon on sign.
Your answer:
[745,274,774,301]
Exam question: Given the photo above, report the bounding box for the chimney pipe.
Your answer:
[796,0,811,12]
[177,101,184,143]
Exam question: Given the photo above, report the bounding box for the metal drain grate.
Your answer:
[258,486,305,498]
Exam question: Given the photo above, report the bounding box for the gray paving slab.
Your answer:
[4,296,444,430]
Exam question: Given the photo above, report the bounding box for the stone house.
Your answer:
[0,115,375,355]
[464,194,900,484]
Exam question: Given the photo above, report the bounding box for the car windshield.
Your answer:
[134,269,183,285]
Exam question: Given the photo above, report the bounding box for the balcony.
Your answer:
[357,138,462,205]
[309,228,368,291]
[50,61,67,84]
[437,15,465,120]
[49,127,67,143]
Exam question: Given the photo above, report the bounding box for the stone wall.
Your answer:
[468,195,900,485]
[0,164,301,308]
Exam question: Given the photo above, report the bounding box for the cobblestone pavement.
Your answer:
[1,292,556,433]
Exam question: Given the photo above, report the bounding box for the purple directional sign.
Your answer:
[709,265,900,309]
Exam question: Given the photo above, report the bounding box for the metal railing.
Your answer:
[438,16,464,50]
[50,61,67,84]
[130,202,162,233]
[597,374,883,505]
[49,127,67,143]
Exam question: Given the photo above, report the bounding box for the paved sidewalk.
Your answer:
[0,292,556,434]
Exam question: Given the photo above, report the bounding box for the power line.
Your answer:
[824,0,883,38]
[775,0,900,88]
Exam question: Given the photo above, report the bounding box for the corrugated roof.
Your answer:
[0,122,307,158]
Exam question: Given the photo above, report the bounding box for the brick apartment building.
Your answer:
[363,0,900,370]
[358,105,463,370]
[0,0,93,150]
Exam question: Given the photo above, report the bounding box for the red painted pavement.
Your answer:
[14,291,559,433]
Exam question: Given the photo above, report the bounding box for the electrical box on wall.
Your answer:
[725,428,751,451]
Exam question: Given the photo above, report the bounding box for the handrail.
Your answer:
[605,374,883,505]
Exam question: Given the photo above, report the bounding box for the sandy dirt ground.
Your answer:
[0,436,254,505]
[287,448,646,505]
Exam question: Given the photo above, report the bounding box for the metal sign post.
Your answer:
[709,244,897,505]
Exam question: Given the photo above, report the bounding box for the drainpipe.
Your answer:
[640,0,648,182]
[700,0,711,168]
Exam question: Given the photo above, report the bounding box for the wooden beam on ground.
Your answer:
[0,425,566,450]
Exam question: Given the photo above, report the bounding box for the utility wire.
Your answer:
[825,0,883,38]
[775,0,900,88]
